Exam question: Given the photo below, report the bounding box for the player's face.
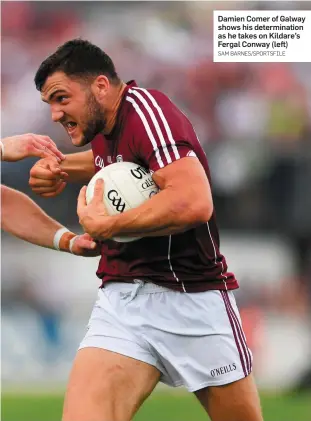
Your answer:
[41,72,106,147]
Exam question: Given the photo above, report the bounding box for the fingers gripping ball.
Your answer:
[86,162,159,243]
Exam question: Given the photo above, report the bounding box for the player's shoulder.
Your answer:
[125,85,186,131]
[126,86,176,112]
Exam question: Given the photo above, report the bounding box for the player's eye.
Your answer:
[56,95,68,103]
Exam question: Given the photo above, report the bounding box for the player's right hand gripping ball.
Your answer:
[86,161,158,242]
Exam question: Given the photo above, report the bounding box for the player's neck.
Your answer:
[103,82,127,135]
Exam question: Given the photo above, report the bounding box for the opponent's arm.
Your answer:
[1,185,100,256]
[77,157,213,239]
[0,134,64,162]
[29,150,95,197]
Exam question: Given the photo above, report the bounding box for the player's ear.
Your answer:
[92,75,110,100]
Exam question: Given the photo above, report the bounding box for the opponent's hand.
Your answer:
[1,134,65,162]
[70,233,101,257]
[29,157,68,198]
[77,179,113,240]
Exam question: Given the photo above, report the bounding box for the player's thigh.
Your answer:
[63,347,161,421]
[195,373,263,421]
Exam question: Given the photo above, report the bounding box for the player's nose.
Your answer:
[51,108,64,123]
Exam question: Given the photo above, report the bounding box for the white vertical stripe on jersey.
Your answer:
[125,96,164,168]
[168,235,186,292]
[128,89,172,165]
[133,87,180,161]
[206,222,228,290]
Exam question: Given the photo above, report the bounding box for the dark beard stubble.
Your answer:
[79,92,106,146]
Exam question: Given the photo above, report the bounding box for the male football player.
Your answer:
[29,39,262,421]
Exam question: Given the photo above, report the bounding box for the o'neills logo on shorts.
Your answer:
[211,363,237,377]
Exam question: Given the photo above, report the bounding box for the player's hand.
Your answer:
[77,179,113,240]
[1,134,65,162]
[29,157,68,198]
[70,233,101,257]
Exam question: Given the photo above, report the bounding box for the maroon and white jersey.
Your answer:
[91,81,238,293]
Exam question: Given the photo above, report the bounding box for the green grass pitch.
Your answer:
[2,390,311,421]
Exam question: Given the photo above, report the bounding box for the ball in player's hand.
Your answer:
[86,162,158,242]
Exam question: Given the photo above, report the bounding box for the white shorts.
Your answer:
[79,280,253,392]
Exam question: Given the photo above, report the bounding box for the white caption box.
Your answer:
[213,10,311,62]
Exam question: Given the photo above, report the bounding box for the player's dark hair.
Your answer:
[34,39,120,91]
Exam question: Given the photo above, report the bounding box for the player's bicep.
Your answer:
[153,157,213,220]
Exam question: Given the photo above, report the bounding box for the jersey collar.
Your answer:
[105,80,137,140]
[123,80,138,95]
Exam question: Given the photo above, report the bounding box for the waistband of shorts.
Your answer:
[102,280,171,295]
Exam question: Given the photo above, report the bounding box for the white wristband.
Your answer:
[53,227,70,250]
[69,235,78,254]
[0,140,5,160]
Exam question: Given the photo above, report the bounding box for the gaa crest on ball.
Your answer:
[86,161,159,242]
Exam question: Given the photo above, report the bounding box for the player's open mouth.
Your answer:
[66,122,77,135]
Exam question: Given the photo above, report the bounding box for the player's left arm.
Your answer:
[77,156,213,239]
[110,156,212,237]
[1,185,100,256]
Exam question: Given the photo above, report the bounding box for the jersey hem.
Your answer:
[99,278,239,293]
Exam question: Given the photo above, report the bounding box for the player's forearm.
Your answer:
[107,188,212,238]
[1,186,75,251]
[60,150,95,182]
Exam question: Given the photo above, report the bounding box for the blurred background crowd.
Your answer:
[2,0,311,396]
